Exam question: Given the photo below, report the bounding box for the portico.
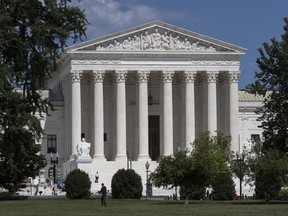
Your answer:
[65,68,241,161]
[47,21,246,193]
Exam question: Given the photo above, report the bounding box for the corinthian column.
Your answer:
[70,70,82,157]
[92,70,106,161]
[229,71,240,153]
[136,70,151,161]
[161,70,174,156]
[207,71,218,136]
[114,70,128,161]
[183,71,197,152]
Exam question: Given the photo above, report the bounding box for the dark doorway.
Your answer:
[149,115,160,161]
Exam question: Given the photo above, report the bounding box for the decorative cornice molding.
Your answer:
[114,70,128,83]
[136,70,150,83]
[92,70,105,83]
[190,60,240,65]
[70,70,83,82]
[161,70,174,83]
[71,59,121,64]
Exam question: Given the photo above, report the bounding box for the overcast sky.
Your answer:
[76,0,288,89]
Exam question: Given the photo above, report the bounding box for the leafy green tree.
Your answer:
[0,1,88,192]
[150,150,197,203]
[111,169,143,199]
[193,132,235,200]
[65,169,91,199]
[245,17,288,153]
[247,142,288,201]
[0,91,46,193]
[230,150,250,199]
[151,132,234,201]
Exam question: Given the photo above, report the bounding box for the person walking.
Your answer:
[98,183,107,206]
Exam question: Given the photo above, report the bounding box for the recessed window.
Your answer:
[47,134,57,153]
[104,133,107,142]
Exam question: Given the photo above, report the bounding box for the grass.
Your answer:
[1,199,288,216]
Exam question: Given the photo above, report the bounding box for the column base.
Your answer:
[115,154,127,161]
[93,154,107,161]
[137,154,151,161]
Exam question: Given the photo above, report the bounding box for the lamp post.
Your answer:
[235,152,245,200]
[145,161,150,199]
[50,152,58,195]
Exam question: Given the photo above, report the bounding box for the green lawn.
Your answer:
[1,199,288,216]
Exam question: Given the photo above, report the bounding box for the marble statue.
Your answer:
[77,138,91,157]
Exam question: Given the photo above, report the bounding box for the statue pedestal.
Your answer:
[69,157,92,174]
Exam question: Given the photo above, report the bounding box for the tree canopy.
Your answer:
[150,133,235,201]
[246,17,288,153]
[0,0,88,192]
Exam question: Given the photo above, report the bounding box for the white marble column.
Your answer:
[183,71,197,152]
[92,70,106,161]
[136,71,151,160]
[114,70,128,161]
[207,71,218,136]
[229,71,240,153]
[70,70,82,157]
[161,70,174,156]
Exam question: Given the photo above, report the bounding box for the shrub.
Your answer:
[279,187,288,200]
[211,172,235,200]
[111,169,143,199]
[65,169,91,199]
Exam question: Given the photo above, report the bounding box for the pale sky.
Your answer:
[76,0,288,89]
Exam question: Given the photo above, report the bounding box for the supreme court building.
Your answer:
[42,21,263,195]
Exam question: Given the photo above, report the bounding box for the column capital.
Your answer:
[70,70,83,82]
[161,70,174,83]
[92,70,105,83]
[136,70,150,83]
[183,71,197,83]
[206,71,219,83]
[114,70,128,83]
[228,71,240,83]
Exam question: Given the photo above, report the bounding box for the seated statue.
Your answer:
[77,138,91,157]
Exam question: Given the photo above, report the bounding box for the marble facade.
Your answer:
[42,21,262,196]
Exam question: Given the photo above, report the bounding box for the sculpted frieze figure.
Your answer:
[96,28,216,51]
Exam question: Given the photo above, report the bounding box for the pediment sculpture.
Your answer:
[96,28,216,52]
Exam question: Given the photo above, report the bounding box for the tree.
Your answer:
[150,132,234,202]
[0,91,46,193]
[193,132,235,200]
[65,169,91,199]
[245,17,288,153]
[150,150,198,203]
[230,150,250,199]
[246,142,288,201]
[111,169,143,199]
[0,0,88,192]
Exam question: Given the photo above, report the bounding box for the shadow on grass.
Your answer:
[145,199,288,205]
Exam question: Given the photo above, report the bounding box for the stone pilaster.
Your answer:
[92,70,106,161]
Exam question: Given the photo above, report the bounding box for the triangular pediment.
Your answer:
[68,21,246,53]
